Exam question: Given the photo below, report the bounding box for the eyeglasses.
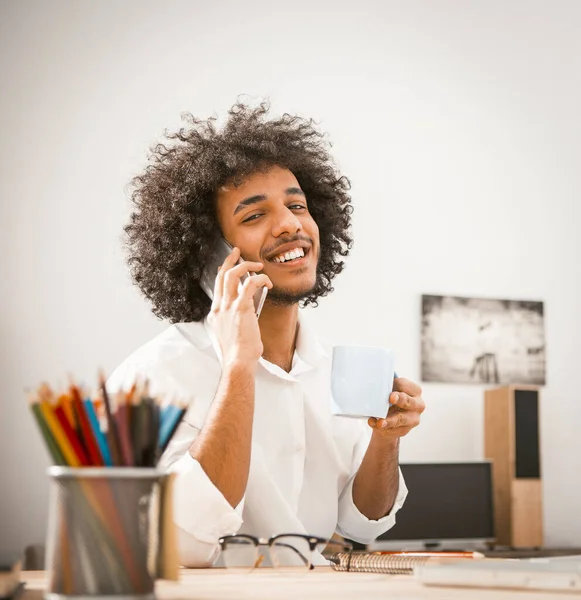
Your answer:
[218,533,353,571]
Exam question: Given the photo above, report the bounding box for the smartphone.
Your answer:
[199,237,268,318]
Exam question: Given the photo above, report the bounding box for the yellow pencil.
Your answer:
[39,399,81,467]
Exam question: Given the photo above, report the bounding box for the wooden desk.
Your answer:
[21,568,574,600]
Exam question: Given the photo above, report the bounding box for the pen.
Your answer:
[373,551,485,559]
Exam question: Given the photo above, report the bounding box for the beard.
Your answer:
[265,280,317,306]
[262,245,320,306]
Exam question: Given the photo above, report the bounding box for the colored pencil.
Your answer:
[29,397,66,465]
[30,374,187,468]
[70,385,103,466]
[38,399,82,467]
[159,404,187,456]
[54,403,90,466]
[99,371,122,466]
[115,393,134,467]
[158,404,180,449]
[145,399,160,468]
[84,399,113,467]
[61,393,76,429]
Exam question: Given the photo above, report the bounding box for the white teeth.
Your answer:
[273,247,306,263]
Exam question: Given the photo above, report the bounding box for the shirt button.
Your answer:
[295,444,304,452]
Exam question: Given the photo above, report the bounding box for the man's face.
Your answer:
[215,166,320,305]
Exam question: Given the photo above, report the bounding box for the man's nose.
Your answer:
[272,206,302,237]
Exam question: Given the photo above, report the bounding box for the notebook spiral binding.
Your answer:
[330,552,430,574]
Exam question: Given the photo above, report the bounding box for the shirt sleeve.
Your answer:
[336,467,407,544]
[335,422,408,544]
[159,419,245,567]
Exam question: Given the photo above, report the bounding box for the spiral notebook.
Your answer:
[330,551,483,574]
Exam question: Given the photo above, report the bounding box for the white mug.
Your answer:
[331,345,396,418]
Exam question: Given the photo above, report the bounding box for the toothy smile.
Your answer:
[272,247,306,263]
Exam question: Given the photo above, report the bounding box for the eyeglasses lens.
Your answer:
[222,538,260,571]
[269,536,312,569]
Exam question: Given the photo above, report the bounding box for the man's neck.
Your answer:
[258,302,299,373]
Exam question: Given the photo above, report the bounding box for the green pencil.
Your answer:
[29,398,67,465]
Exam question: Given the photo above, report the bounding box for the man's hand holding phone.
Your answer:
[208,246,273,370]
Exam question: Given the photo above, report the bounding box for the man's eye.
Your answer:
[289,204,306,210]
[242,213,262,223]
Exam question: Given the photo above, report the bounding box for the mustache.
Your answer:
[261,235,313,258]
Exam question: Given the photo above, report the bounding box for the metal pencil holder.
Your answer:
[45,467,169,600]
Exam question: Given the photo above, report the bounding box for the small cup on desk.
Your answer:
[331,345,396,418]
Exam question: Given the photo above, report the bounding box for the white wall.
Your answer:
[1,0,580,554]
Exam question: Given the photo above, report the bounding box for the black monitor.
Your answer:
[376,462,494,546]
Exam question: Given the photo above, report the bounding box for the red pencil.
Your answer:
[53,403,90,466]
[70,384,103,466]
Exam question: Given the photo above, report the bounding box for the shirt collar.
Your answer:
[258,312,328,381]
[294,312,329,368]
[178,312,328,382]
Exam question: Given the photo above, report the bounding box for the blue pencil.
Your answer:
[84,398,113,466]
[158,404,180,449]
[159,405,172,430]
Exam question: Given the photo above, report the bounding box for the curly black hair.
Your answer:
[124,102,353,323]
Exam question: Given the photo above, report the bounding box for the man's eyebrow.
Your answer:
[233,188,305,216]
[233,194,267,216]
[286,187,305,197]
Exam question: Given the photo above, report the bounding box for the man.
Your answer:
[109,102,425,567]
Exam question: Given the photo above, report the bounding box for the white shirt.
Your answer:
[108,315,407,567]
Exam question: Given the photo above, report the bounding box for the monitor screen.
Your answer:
[377,462,494,543]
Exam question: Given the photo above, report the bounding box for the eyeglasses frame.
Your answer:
[218,533,353,570]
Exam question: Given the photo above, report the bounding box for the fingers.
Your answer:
[223,257,264,304]
[372,407,421,436]
[236,273,273,309]
[384,405,421,429]
[393,377,422,397]
[368,380,425,438]
[389,390,425,414]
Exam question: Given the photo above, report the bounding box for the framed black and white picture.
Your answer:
[421,295,546,385]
